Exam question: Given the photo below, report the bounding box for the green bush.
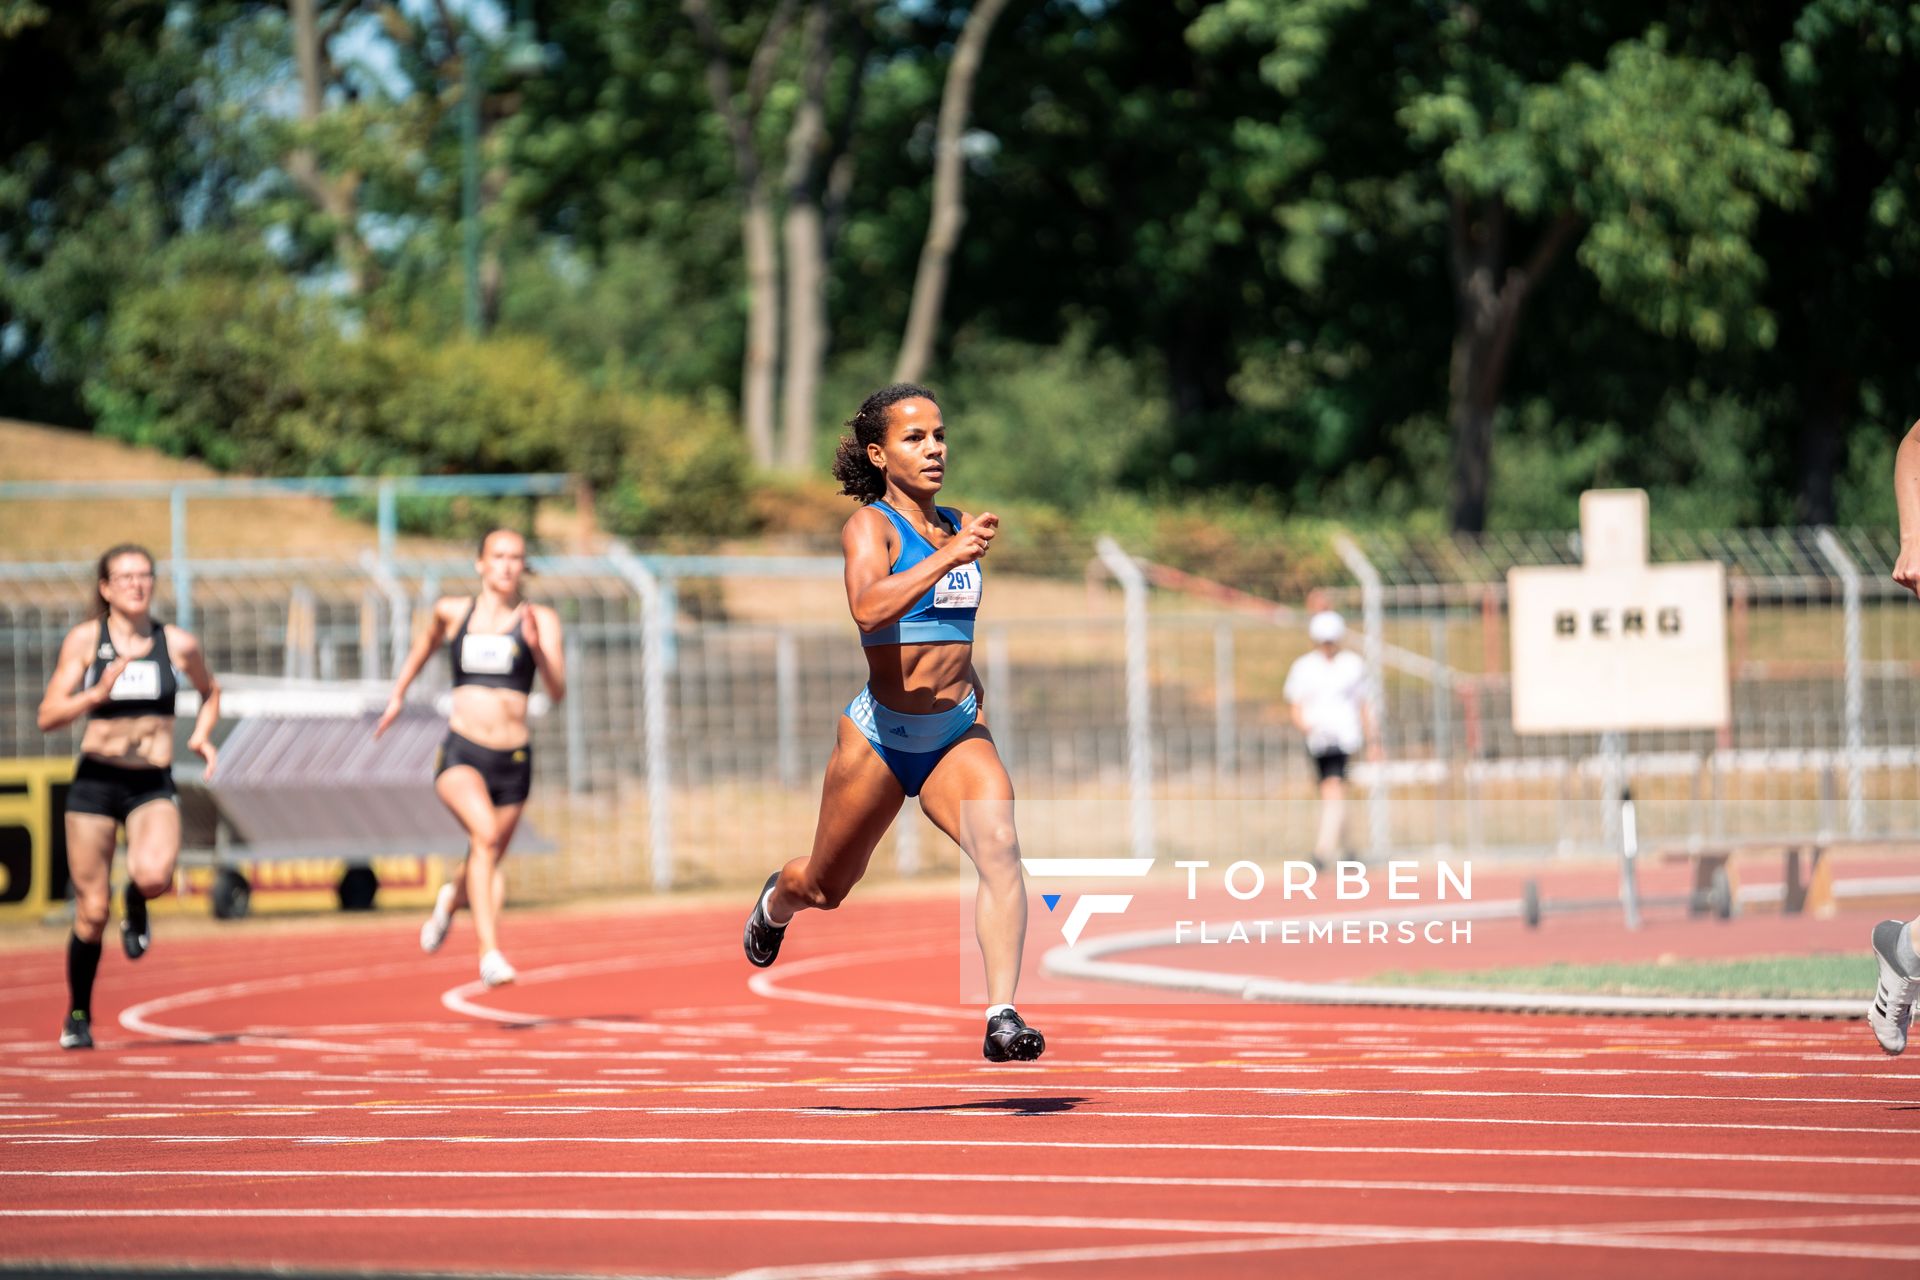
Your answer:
[598,391,753,540]
[1487,390,1772,530]
[926,328,1169,512]
[82,269,751,538]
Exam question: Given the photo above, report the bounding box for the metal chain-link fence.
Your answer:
[3,523,1911,899]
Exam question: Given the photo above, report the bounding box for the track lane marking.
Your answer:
[8,1169,1920,1209]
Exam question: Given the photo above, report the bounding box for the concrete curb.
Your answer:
[1040,894,1881,1020]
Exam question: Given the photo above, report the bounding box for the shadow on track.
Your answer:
[806,1096,1090,1116]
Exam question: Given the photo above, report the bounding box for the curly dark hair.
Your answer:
[831,383,938,504]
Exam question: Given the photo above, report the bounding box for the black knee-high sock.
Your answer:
[67,934,103,1017]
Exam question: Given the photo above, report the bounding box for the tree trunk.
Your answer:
[1447,355,1500,534]
[776,0,833,473]
[781,201,826,471]
[1796,373,1852,525]
[892,0,1011,385]
[685,0,799,470]
[742,192,781,468]
[286,0,374,294]
[1445,195,1580,532]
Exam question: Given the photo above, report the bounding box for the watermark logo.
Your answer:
[1022,858,1154,946]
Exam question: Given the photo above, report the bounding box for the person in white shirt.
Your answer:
[1283,611,1379,866]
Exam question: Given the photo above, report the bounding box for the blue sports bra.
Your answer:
[861,502,982,647]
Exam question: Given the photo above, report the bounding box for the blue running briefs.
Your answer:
[845,685,978,797]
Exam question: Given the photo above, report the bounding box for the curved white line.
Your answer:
[120,959,444,1048]
[438,945,741,1031]
[747,943,1413,1031]
[1041,897,1865,1019]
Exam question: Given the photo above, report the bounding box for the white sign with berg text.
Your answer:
[1507,490,1729,734]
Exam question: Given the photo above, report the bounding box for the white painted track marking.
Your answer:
[3,1207,1918,1264]
[8,1075,1918,1109]
[725,1234,1387,1280]
[7,1133,1918,1167]
[10,1169,1920,1209]
[6,1095,1914,1135]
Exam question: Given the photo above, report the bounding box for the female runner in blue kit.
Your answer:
[741,384,1044,1062]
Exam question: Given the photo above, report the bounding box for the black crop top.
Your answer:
[448,600,537,694]
[84,616,179,719]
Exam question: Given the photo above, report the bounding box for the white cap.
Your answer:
[1308,611,1346,644]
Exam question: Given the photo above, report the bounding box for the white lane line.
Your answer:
[437,947,739,1030]
[7,1062,1913,1090]
[118,958,463,1046]
[0,1207,1348,1233]
[7,1133,1916,1167]
[740,1225,1920,1275]
[11,1059,1904,1105]
[727,1233,1376,1279]
[3,1099,1912,1133]
[110,932,834,1051]
[718,1214,1920,1280]
[11,1170,1920,1209]
[2,1207,1915,1254]
[0,1034,1898,1067]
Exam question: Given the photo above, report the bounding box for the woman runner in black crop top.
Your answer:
[376,528,566,988]
[36,543,222,1050]
[447,601,538,694]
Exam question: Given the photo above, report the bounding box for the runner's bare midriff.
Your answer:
[77,717,173,767]
[448,685,532,751]
[864,642,974,715]
[79,715,175,769]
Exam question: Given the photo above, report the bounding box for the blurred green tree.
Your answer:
[1196,1,1810,530]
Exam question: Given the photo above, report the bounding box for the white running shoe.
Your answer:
[480,949,518,988]
[419,884,457,954]
[1869,920,1915,1056]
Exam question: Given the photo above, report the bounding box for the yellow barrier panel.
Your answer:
[0,758,73,923]
[171,855,444,916]
[0,757,444,921]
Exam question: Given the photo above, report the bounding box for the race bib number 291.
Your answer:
[933,564,982,611]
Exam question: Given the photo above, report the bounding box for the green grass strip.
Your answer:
[1365,953,1872,999]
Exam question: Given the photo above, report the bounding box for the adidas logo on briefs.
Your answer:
[888,725,909,737]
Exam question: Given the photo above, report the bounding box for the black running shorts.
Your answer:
[435,731,533,807]
[1311,749,1350,782]
[65,757,177,823]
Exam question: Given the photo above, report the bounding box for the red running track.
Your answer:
[1,887,1916,1279]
